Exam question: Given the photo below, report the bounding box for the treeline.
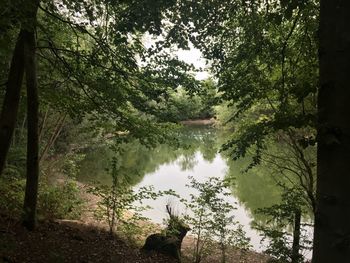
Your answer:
[157,79,218,122]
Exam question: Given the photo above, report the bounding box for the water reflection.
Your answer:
[77,126,283,250]
[77,126,219,185]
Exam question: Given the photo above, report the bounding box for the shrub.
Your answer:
[181,176,251,263]
[0,178,25,219]
[37,180,84,220]
[87,157,160,236]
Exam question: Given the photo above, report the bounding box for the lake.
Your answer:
[77,125,289,252]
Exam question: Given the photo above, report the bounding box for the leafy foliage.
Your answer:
[159,0,319,165]
[37,179,84,220]
[181,176,251,263]
[87,156,160,235]
[253,187,312,263]
[0,176,84,221]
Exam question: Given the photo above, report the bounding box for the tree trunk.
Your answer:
[0,31,26,176]
[291,209,301,263]
[38,107,49,142]
[313,1,350,262]
[22,28,39,230]
[39,113,66,163]
[220,241,226,263]
[22,31,39,230]
[21,0,40,230]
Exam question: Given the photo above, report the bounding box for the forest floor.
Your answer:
[0,214,269,263]
[0,181,270,263]
[0,214,178,263]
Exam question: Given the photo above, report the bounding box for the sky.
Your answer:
[143,33,210,80]
[176,45,210,80]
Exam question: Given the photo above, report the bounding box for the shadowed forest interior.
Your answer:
[0,1,349,262]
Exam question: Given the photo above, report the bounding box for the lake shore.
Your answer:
[77,180,270,263]
[0,177,270,263]
[180,118,217,126]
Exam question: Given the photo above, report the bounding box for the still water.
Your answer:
[77,126,283,251]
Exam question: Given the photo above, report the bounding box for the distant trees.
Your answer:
[157,79,218,122]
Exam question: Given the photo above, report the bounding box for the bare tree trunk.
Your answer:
[0,31,25,176]
[313,0,350,262]
[22,0,40,230]
[194,213,203,263]
[38,107,49,142]
[291,209,301,263]
[22,28,39,230]
[39,113,66,163]
[220,240,226,263]
[20,114,27,140]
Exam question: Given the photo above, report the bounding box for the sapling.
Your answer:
[253,187,312,263]
[182,176,251,263]
[88,156,159,235]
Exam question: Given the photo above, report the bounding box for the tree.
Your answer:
[158,0,348,261]
[0,0,195,230]
[182,176,250,263]
[254,187,311,263]
[312,1,350,262]
[0,0,41,230]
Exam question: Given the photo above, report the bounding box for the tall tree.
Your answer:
[313,0,350,261]
[0,0,195,230]
[0,26,26,176]
[22,0,40,230]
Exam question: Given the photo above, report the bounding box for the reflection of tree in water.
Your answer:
[78,126,221,186]
[178,126,219,163]
[177,154,198,171]
[224,153,283,223]
[78,125,285,225]
[78,142,178,186]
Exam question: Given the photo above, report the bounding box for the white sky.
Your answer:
[143,33,210,80]
[176,46,210,80]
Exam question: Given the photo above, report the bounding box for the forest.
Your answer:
[0,0,349,263]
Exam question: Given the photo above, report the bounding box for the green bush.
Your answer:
[0,178,25,219]
[37,180,84,220]
[181,176,251,263]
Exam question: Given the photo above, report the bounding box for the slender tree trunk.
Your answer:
[22,0,40,230]
[12,127,16,147]
[0,31,26,176]
[20,114,27,140]
[313,1,350,262]
[291,209,301,263]
[194,214,202,263]
[39,113,66,163]
[22,28,39,230]
[220,240,226,263]
[38,107,49,142]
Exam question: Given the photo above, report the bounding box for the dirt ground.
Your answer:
[0,214,178,263]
